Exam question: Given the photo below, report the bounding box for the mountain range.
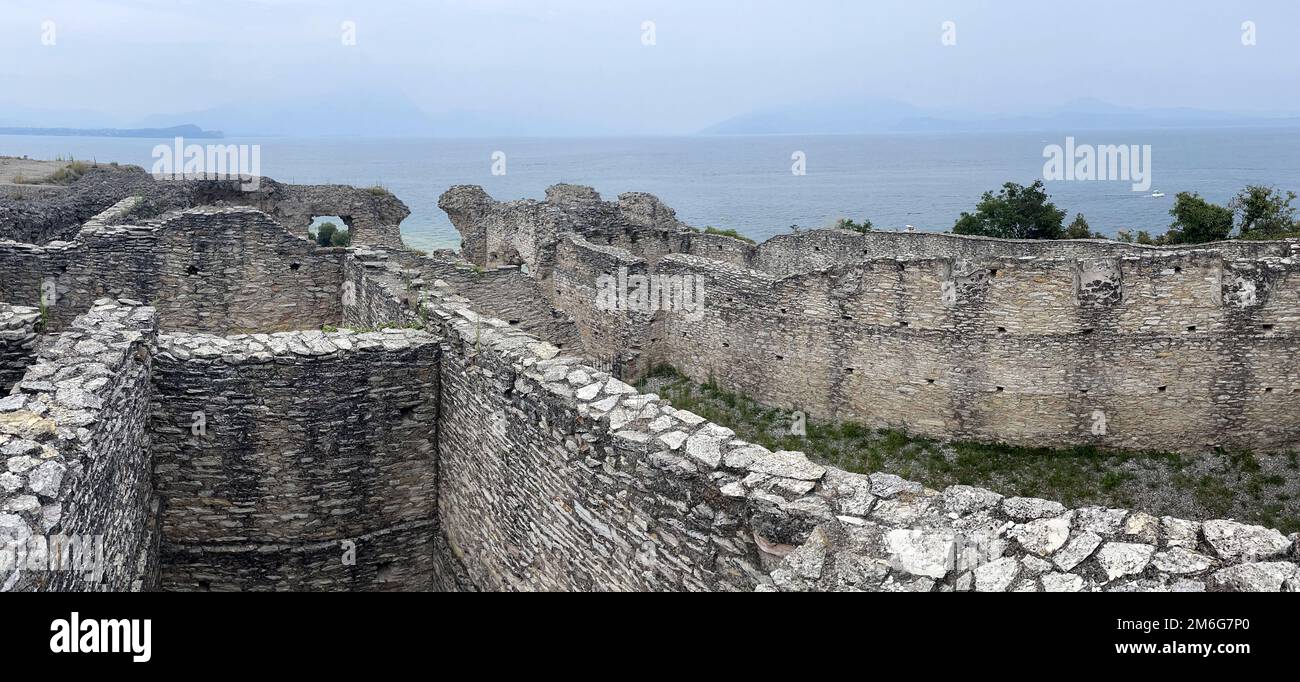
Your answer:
[3,92,1298,138]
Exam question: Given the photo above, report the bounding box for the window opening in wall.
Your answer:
[1186,325,1196,332]
[186,264,199,275]
[289,262,301,271]
[995,386,1005,392]
[1158,386,1168,393]
[308,216,351,247]
[1263,324,1275,330]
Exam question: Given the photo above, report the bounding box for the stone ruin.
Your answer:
[1,169,1298,592]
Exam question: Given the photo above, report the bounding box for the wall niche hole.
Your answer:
[1262,324,1275,330]
[995,386,1005,393]
[1174,266,1183,273]
[1157,386,1168,393]
[926,379,935,385]
[186,264,199,275]
[289,262,301,271]
[1186,325,1196,332]
[997,327,1007,333]
[1264,387,1274,394]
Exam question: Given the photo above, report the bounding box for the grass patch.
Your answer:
[638,364,1300,532]
[14,160,96,185]
[686,226,759,244]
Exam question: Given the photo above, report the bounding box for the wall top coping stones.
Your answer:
[156,327,438,364]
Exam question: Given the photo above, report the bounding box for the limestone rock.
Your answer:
[1096,542,1155,581]
[1202,520,1291,561]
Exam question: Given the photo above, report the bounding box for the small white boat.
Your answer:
[1151,191,1165,198]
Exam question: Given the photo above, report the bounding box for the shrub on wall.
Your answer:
[952,180,1066,240]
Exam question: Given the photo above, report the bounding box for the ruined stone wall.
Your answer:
[0,205,345,332]
[0,304,40,392]
[149,328,440,591]
[643,249,1300,453]
[550,236,654,374]
[1,300,159,592]
[1,164,409,249]
[363,250,1300,592]
[443,185,1300,454]
[430,303,774,591]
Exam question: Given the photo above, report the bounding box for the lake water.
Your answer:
[5,128,1299,252]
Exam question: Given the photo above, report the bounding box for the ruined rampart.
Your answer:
[442,184,1300,454]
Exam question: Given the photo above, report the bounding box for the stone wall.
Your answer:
[443,184,1300,454]
[1,163,409,249]
[149,328,440,591]
[0,204,345,333]
[0,304,40,392]
[362,249,1300,592]
[1,300,159,592]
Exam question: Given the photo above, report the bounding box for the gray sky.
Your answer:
[3,0,1299,134]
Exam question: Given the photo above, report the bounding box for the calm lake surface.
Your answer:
[5,128,1299,252]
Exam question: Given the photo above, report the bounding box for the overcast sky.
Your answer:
[2,0,1299,134]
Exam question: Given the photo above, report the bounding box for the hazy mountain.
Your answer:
[700,96,925,135]
[702,97,1300,135]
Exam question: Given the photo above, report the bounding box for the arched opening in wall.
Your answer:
[308,216,352,247]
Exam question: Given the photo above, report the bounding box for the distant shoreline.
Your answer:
[0,124,222,139]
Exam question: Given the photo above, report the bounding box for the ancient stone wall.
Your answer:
[640,248,1300,453]
[0,204,345,332]
[0,304,40,392]
[1,163,409,249]
[442,184,1300,454]
[363,249,1300,592]
[1,300,159,592]
[149,328,440,591]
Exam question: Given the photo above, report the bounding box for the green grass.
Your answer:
[700,226,756,244]
[14,160,95,185]
[638,364,1300,532]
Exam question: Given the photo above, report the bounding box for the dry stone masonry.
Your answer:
[2,175,1297,592]
[440,184,1300,455]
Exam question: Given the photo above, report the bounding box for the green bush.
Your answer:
[1230,185,1298,240]
[309,221,352,247]
[1165,192,1233,244]
[953,180,1066,239]
[833,217,874,234]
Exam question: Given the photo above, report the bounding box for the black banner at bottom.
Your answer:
[0,592,1289,673]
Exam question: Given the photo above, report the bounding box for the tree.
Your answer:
[1063,213,1104,239]
[1165,192,1233,245]
[952,180,1066,239]
[310,221,351,247]
[1229,185,1298,239]
[834,217,874,234]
